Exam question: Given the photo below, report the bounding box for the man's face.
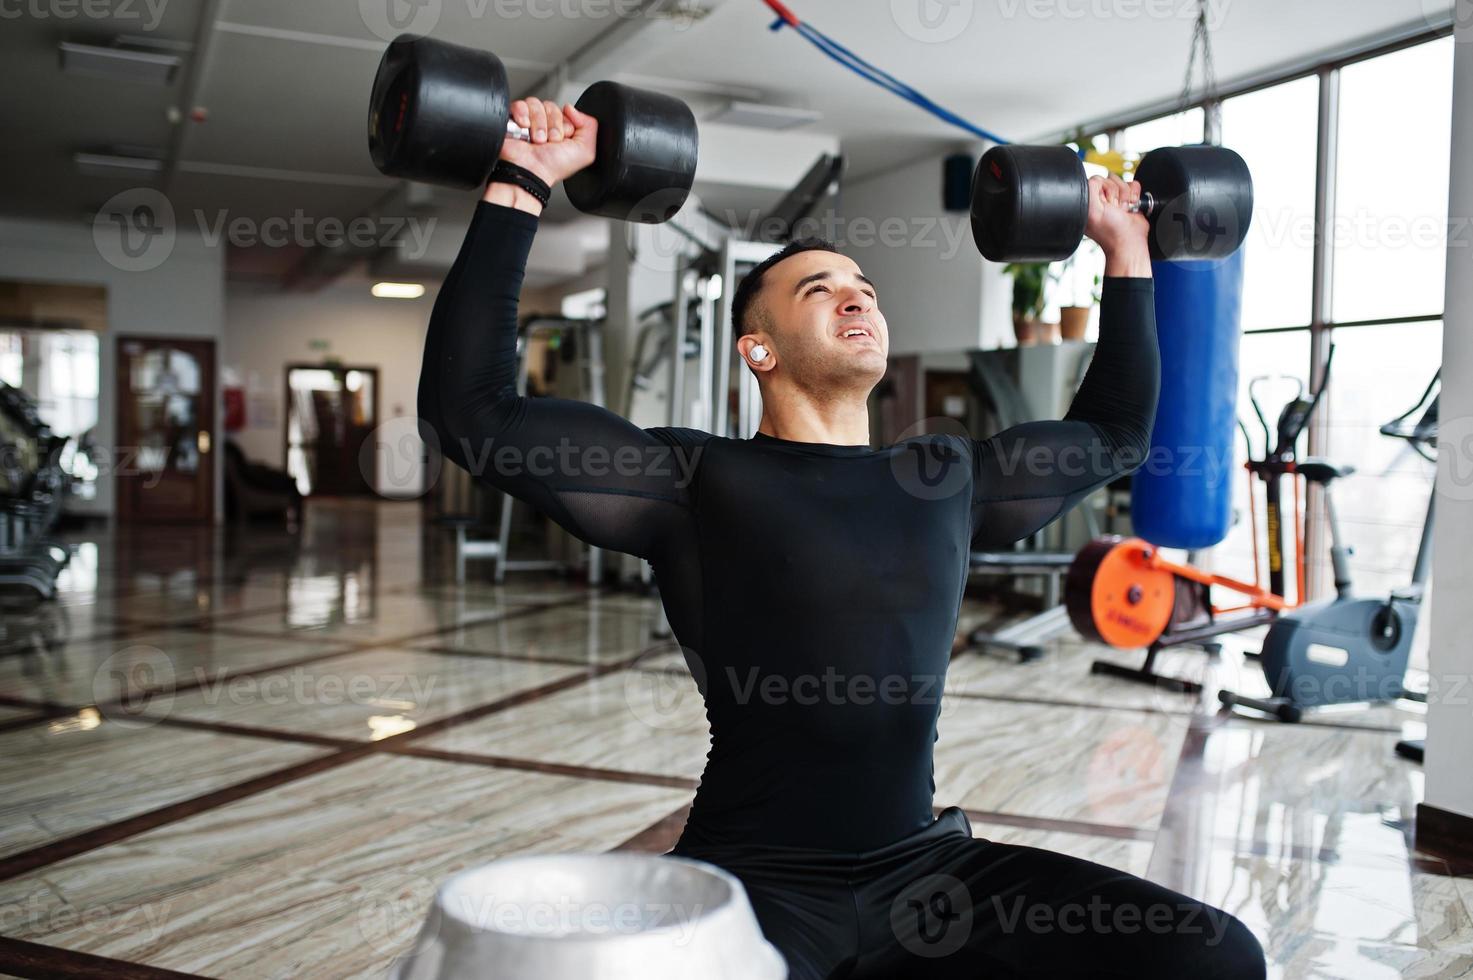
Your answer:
[751,249,889,391]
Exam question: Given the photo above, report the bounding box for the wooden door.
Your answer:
[116,336,215,523]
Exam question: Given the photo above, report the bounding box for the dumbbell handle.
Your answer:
[506,119,533,142]
[1126,191,1157,217]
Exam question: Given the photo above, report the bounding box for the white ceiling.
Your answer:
[623,0,1456,175]
[0,0,1454,288]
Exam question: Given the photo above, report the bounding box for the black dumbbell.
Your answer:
[970,143,1253,262]
[368,34,699,224]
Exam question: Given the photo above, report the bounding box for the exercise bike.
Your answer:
[1067,351,1333,693]
[1219,370,1437,723]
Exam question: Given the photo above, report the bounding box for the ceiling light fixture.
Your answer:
[372,282,426,299]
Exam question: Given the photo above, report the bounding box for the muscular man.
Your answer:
[419,98,1266,980]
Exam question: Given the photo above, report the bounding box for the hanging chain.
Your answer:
[1177,0,1220,142]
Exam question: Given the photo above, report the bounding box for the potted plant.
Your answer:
[1003,262,1056,346]
[1056,250,1102,341]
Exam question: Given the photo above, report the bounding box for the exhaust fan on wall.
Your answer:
[59,41,181,86]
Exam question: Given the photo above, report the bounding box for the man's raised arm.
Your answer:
[417,99,707,561]
[967,174,1160,548]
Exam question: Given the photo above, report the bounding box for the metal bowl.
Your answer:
[389,853,787,979]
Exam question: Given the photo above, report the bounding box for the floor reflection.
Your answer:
[0,499,1464,979]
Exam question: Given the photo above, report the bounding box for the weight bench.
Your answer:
[435,516,502,586]
[961,551,1075,662]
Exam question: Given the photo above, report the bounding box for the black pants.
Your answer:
[673,808,1265,980]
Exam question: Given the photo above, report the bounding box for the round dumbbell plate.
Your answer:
[564,81,698,224]
[368,34,509,190]
[1134,145,1253,261]
[971,144,1089,263]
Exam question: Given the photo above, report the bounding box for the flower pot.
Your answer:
[1013,315,1039,346]
[1059,306,1091,341]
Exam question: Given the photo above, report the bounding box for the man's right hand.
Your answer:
[483,99,596,215]
[502,99,597,187]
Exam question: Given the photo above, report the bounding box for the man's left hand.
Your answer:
[1086,174,1152,277]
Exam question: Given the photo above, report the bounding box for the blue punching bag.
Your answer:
[1131,248,1245,549]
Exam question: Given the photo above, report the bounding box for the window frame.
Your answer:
[1049,22,1455,596]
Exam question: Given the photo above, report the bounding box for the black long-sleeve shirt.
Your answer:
[419,202,1159,853]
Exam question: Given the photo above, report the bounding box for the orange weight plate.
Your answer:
[1065,536,1175,649]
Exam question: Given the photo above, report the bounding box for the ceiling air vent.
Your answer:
[708,101,822,131]
[59,41,181,86]
[73,151,164,179]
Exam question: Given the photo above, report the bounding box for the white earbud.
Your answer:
[749,344,769,363]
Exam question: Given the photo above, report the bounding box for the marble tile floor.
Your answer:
[0,501,1464,979]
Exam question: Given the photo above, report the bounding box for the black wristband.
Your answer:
[489,161,552,207]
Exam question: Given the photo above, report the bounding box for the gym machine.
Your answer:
[428,316,608,586]
[1066,349,1335,694]
[1220,370,1438,724]
[0,384,73,602]
[958,346,1105,662]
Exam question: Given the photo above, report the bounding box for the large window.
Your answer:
[1333,38,1455,324]
[0,329,101,502]
[1220,76,1320,331]
[1116,108,1205,158]
[0,329,100,438]
[1320,321,1441,597]
[1090,33,1451,619]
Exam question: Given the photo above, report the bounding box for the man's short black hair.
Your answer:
[730,237,842,339]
